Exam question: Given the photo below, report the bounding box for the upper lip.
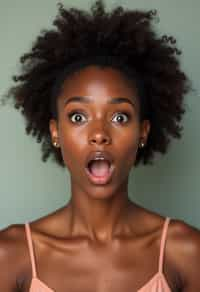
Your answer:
[85,150,114,168]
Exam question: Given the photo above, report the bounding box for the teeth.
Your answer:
[94,157,105,160]
[88,157,110,168]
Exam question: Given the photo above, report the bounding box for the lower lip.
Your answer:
[85,164,115,185]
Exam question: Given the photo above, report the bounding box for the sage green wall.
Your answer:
[0,0,199,230]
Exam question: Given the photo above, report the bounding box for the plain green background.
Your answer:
[0,0,199,230]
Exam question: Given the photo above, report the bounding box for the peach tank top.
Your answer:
[25,217,172,292]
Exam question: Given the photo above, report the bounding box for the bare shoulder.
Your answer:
[0,223,25,263]
[168,218,200,263]
[168,218,200,291]
[0,224,28,291]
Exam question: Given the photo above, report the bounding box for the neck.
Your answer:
[67,183,134,242]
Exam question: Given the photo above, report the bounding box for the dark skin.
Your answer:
[0,66,200,292]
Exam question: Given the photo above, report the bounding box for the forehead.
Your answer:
[57,65,139,107]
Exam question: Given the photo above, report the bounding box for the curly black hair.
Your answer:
[1,0,190,168]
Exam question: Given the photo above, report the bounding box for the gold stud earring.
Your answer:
[53,139,60,148]
[139,140,145,148]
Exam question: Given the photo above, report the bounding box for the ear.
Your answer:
[140,119,151,145]
[49,119,59,141]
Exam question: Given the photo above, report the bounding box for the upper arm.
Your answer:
[0,225,23,292]
[172,220,200,292]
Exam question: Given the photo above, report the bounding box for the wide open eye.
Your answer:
[68,111,87,123]
[67,111,130,124]
[112,112,130,124]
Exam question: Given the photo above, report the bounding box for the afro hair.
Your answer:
[1,0,191,167]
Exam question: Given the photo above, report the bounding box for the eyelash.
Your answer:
[67,111,131,124]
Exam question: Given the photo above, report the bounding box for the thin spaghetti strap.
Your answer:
[158,217,171,274]
[25,223,37,278]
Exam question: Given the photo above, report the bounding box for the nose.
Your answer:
[89,123,111,145]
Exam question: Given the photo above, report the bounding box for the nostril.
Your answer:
[90,134,111,145]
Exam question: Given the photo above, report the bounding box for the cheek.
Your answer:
[58,125,87,169]
[114,127,140,167]
[123,139,139,167]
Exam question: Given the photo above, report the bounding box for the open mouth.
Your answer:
[85,159,114,185]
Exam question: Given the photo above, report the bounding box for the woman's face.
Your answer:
[50,66,150,198]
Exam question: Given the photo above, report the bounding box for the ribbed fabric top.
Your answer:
[25,217,171,292]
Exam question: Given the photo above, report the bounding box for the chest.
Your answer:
[26,240,162,292]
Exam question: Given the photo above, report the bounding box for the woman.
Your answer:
[0,1,200,291]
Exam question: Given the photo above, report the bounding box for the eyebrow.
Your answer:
[64,96,136,108]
